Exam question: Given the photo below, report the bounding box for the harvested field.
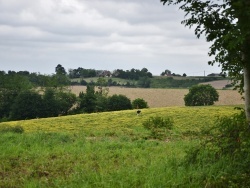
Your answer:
[70,86,244,108]
[200,79,232,89]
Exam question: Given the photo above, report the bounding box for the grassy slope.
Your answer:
[0,106,240,135]
[0,106,242,187]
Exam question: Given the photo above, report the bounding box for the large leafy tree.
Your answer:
[160,0,250,120]
[184,84,219,106]
[10,90,44,120]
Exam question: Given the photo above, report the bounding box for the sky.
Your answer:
[0,0,222,76]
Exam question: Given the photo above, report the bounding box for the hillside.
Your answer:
[0,106,240,134]
[0,106,245,187]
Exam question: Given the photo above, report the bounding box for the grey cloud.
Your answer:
[0,0,221,75]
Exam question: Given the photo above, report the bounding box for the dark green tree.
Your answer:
[160,0,250,120]
[107,94,132,111]
[55,64,66,75]
[78,85,97,113]
[42,88,60,117]
[10,90,43,120]
[0,74,32,120]
[184,84,219,106]
[56,90,77,115]
[132,98,149,109]
[41,88,77,116]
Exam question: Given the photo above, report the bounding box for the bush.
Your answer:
[132,98,149,109]
[107,94,132,111]
[184,84,219,106]
[143,116,173,140]
[184,109,250,187]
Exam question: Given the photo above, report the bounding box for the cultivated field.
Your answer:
[70,86,244,108]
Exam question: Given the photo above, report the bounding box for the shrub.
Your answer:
[132,98,149,109]
[143,116,173,140]
[184,84,219,106]
[107,94,132,111]
[184,109,250,187]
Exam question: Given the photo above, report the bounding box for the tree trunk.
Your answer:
[244,65,250,121]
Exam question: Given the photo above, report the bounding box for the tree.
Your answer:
[160,0,250,120]
[132,98,149,109]
[78,85,97,113]
[56,91,77,115]
[184,84,219,106]
[161,69,171,76]
[55,64,66,75]
[107,94,132,111]
[10,90,44,120]
[0,74,32,120]
[42,88,60,117]
[137,77,151,88]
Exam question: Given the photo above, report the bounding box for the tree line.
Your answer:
[0,71,148,122]
[69,67,153,80]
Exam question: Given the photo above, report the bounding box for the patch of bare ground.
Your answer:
[70,86,244,108]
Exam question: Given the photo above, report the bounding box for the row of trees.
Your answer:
[73,77,151,88]
[0,72,148,121]
[0,69,70,88]
[113,68,153,80]
[68,67,153,80]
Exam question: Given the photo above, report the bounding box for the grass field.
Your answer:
[0,105,242,187]
[70,86,244,108]
[0,106,242,188]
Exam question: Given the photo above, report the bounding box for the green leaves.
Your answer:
[161,0,250,92]
[184,84,219,106]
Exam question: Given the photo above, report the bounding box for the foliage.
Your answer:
[68,67,97,78]
[95,95,108,112]
[161,0,249,91]
[10,90,44,120]
[184,109,250,187]
[56,90,77,115]
[136,76,151,88]
[78,85,97,113]
[143,116,173,140]
[55,64,66,75]
[96,78,109,96]
[132,98,149,109]
[113,68,153,80]
[107,94,132,111]
[42,88,60,117]
[184,84,219,106]
[161,0,250,119]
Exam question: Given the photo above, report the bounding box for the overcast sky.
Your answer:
[0,0,222,76]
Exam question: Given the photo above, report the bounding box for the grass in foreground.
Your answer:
[0,105,243,187]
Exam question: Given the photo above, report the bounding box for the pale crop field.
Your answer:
[70,86,244,108]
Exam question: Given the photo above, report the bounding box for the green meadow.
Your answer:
[0,106,243,187]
